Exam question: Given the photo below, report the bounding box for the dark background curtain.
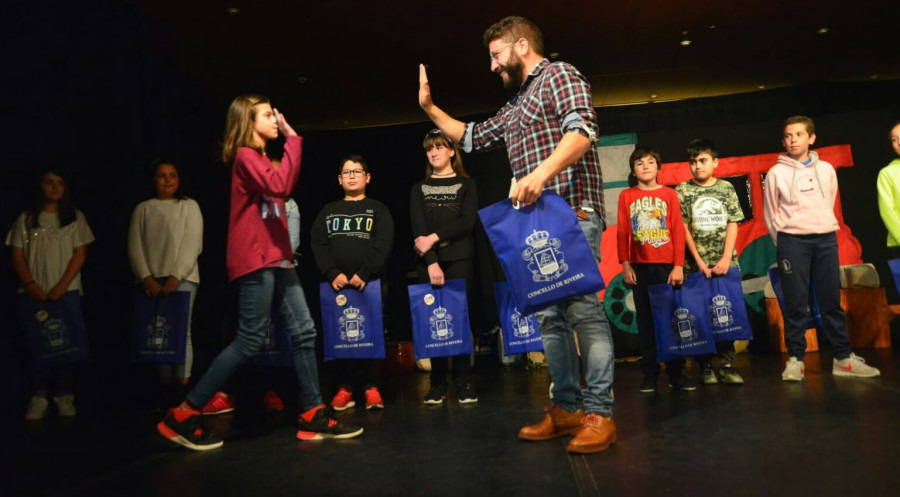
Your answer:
[2,1,898,409]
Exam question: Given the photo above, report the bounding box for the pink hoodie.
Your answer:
[763,151,839,243]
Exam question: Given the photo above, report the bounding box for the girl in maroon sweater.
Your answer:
[156,95,362,451]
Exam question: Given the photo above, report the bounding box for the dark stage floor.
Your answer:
[4,348,900,497]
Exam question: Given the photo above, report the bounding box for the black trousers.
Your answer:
[776,232,851,360]
[631,263,685,376]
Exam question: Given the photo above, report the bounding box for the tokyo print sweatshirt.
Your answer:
[310,197,394,283]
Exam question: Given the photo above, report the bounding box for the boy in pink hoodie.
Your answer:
[764,115,880,382]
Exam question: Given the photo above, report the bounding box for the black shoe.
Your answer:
[456,379,478,404]
[639,375,658,394]
[157,408,224,451]
[296,406,364,440]
[668,374,697,392]
[424,384,446,405]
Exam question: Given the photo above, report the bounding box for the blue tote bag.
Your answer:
[249,314,294,367]
[648,274,717,362]
[706,268,754,341]
[132,290,190,364]
[478,191,605,315]
[408,278,474,360]
[767,267,822,329]
[887,259,900,297]
[17,290,89,369]
[319,280,386,361]
[493,282,544,355]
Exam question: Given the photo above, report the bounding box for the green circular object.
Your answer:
[603,273,637,335]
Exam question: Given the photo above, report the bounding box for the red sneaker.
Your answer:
[201,392,235,416]
[157,407,223,451]
[296,405,363,440]
[264,391,284,412]
[330,387,355,411]
[364,387,384,410]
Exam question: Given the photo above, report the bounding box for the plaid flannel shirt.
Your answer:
[461,59,605,222]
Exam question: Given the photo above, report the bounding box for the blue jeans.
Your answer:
[534,210,615,417]
[187,268,323,411]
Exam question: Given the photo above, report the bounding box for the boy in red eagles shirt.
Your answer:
[617,145,693,394]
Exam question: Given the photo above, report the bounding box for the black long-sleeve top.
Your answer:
[409,176,478,265]
[310,197,394,283]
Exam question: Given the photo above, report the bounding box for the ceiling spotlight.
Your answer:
[816,27,829,34]
[708,24,716,30]
[226,7,240,16]
[871,74,879,80]
[649,94,658,99]
[297,77,309,85]
[680,30,692,46]
[549,52,559,59]
[758,85,766,89]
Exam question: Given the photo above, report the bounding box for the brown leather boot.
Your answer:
[566,413,617,454]
[518,405,584,441]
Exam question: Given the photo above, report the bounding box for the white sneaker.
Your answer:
[702,364,719,385]
[833,353,881,378]
[53,394,77,417]
[25,396,49,420]
[719,364,745,385]
[782,357,805,382]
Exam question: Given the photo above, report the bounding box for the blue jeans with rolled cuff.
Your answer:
[187,267,323,411]
[534,210,615,418]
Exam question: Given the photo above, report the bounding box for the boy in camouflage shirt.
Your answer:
[675,139,745,385]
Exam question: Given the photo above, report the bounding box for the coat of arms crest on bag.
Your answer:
[510,308,537,339]
[146,314,170,349]
[43,318,70,350]
[339,306,366,342]
[522,229,568,282]
[429,306,454,341]
[709,294,734,327]
[672,307,698,342]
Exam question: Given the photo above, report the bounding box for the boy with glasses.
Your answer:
[311,154,394,410]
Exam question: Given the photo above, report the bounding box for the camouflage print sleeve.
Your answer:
[722,181,743,223]
[675,182,692,227]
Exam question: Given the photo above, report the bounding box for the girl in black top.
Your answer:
[410,129,478,405]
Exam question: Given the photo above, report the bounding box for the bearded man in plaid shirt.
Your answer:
[418,15,616,454]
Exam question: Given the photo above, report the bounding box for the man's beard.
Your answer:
[500,53,525,93]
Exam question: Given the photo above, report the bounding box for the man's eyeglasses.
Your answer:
[341,169,366,177]
[489,40,516,62]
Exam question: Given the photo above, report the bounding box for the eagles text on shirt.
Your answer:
[629,196,671,248]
